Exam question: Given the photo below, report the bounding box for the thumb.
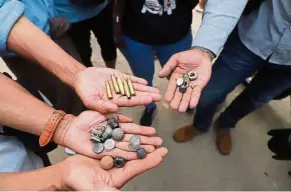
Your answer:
[159,53,179,78]
[85,99,119,113]
[110,147,168,188]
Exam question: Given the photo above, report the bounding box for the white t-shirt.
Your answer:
[0,132,43,172]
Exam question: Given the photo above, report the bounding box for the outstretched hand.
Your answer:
[159,48,212,112]
[75,67,161,113]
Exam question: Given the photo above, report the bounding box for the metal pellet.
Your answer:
[117,77,125,96]
[123,79,131,99]
[111,75,120,94]
[127,77,136,96]
[106,80,113,100]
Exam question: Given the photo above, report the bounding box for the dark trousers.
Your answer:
[3,35,85,116]
[194,29,291,131]
[68,3,117,67]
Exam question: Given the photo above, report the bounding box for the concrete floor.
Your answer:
[1,8,291,190]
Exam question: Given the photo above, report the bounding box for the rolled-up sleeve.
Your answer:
[192,0,248,56]
[0,0,25,56]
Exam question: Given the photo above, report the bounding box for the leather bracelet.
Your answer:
[39,110,66,147]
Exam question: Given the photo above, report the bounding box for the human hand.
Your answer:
[54,111,163,160]
[74,67,161,113]
[159,48,212,112]
[199,0,206,9]
[59,148,168,190]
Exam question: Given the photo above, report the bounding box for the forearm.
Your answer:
[192,0,248,55]
[6,16,85,88]
[0,74,74,145]
[0,164,62,190]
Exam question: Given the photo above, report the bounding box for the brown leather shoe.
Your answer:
[174,125,204,142]
[216,127,232,155]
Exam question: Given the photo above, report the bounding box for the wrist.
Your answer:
[69,61,86,89]
[53,114,75,146]
[191,46,216,61]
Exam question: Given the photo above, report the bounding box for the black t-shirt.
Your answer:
[122,0,197,45]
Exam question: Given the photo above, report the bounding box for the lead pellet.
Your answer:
[111,75,120,94]
[127,77,136,96]
[123,79,131,99]
[117,77,125,96]
[105,80,113,100]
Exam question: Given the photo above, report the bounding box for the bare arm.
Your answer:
[6,16,85,88]
[0,164,62,190]
[0,73,71,144]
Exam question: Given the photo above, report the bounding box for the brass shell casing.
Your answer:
[111,75,120,94]
[117,77,125,95]
[123,79,131,99]
[106,80,113,100]
[127,77,136,96]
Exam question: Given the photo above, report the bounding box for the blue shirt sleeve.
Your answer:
[192,0,248,56]
[0,0,25,56]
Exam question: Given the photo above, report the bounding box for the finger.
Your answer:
[116,114,133,123]
[164,75,178,102]
[120,123,156,136]
[159,53,179,78]
[86,99,119,113]
[122,134,163,146]
[116,142,155,153]
[178,85,193,112]
[114,93,159,107]
[133,83,160,94]
[110,147,168,189]
[189,85,202,109]
[124,74,148,85]
[170,88,183,110]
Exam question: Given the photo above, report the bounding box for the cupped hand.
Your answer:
[159,48,212,112]
[55,111,163,160]
[60,147,168,190]
[75,67,161,113]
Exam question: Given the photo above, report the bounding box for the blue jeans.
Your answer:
[121,31,193,109]
[194,29,291,131]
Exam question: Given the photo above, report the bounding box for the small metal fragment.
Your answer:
[97,124,106,132]
[112,128,125,141]
[127,77,136,96]
[104,126,113,137]
[179,84,187,93]
[90,135,101,143]
[108,117,119,129]
[111,74,120,94]
[104,139,116,151]
[117,77,125,95]
[90,128,103,137]
[129,135,141,152]
[114,156,125,168]
[106,80,113,100]
[188,71,198,81]
[136,148,147,159]
[102,132,111,140]
[93,143,104,154]
[123,79,131,99]
[176,78,184,87]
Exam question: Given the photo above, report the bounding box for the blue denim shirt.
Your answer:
[0,0,56,56]
[193,0,291,65]
[54,0,108,23]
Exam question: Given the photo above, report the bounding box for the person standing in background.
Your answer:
[114,0,198,126]
[54,0,117,68]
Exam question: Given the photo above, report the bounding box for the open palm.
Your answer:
[75,67,161,113]
[159,49,212,112]
[59,111,163,160]
[61,148,168,190]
